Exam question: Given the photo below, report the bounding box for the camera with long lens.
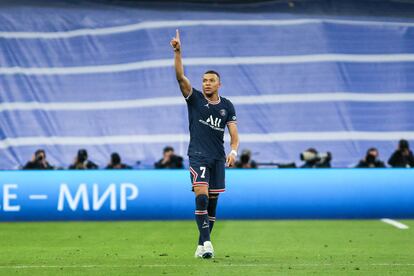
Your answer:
[35,150,45,162]
[77,149,88,163]
[366,153,377,164]
[240,153,250,164]
[300,149,332,167]
[36,154,44,162]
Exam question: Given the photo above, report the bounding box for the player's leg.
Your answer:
[208,159,226,228]
[194,186,210,244]
[198,192,218,246]
[194,186,214,258]
[202,159,226,258]
[189,157,212,258]
[207,193,219,233]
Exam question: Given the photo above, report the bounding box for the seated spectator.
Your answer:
[23,149,54,170]
[154,146,184,169]
[69,149,98,170]
[300,148,331,168]
[388,139,414,168]
[106,152,132,169]
[235,149,257,169]
[356,147,386,168]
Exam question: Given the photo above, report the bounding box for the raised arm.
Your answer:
[170,29,192,97]
[226,123,240,167]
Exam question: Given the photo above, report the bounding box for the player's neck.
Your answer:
[203,92,219,102]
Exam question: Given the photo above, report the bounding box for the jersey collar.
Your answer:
[204,95,221,105]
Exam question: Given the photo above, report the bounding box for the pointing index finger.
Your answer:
[176,29,180,40]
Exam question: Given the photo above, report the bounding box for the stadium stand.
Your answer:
[1,0,414,169]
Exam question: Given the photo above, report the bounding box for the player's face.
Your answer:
[202,74,221,96]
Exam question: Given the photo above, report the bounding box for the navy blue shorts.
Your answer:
[189,156,225,193]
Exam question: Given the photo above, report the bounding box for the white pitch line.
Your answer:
[381,218,409,229]
[2,93,414,112]
[1,19,414,39]
[374,263,414,266]
[0,263,413,269]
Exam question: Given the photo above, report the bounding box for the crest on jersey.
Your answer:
[219,109,226,117]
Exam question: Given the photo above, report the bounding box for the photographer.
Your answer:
[106,152,132,169]
[154,146,184,169]
[356,148,385,168]
[300,148,331,168]
[235,149,257,169]
[23,149,54,170]
[388,139,414,168]
[69,149,98,170]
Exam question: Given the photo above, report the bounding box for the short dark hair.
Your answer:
[367,147,378,152]
[111,152,121,165]
[163,146,174,153]
[366,147,378,155]
[399,139,410,150]
[204,70,220,81]
[77,149,88,160]
[35,149,45,156]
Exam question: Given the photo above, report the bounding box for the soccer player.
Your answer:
[170,30,239,259]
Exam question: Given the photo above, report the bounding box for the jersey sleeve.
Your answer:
[185,88,202,106]
[226,100,237,125]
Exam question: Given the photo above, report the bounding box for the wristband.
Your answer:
[230,150,238,157]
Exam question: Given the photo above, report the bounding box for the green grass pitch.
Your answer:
[0,220,413,275]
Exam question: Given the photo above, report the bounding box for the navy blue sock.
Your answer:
[195,194,210,245]
[198,194,219,245]
[208,195,219,232]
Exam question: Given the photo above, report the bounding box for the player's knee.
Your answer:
[209,193,219,199]
[195,194,208,210]
[194,186,208,196]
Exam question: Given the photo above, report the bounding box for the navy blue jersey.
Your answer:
[186,88,237,160]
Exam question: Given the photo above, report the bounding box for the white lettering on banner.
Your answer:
[57,183,138,211]
[3,184,20,212]
[93,184,116,211]
[57,183,90,211]
[120,183,139,211]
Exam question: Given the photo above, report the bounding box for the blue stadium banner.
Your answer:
[0,169,413,221]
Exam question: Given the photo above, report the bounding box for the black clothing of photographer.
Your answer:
[356,147,386,168]
[69,149,98,170]
[388,139,414,168]
[154,146,184,169]
[106,152,132,169]
[23,149,54,170]
[300,148,331,168]
[235,149,257,169]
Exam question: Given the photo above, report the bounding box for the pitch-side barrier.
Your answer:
[0,169,413,221]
